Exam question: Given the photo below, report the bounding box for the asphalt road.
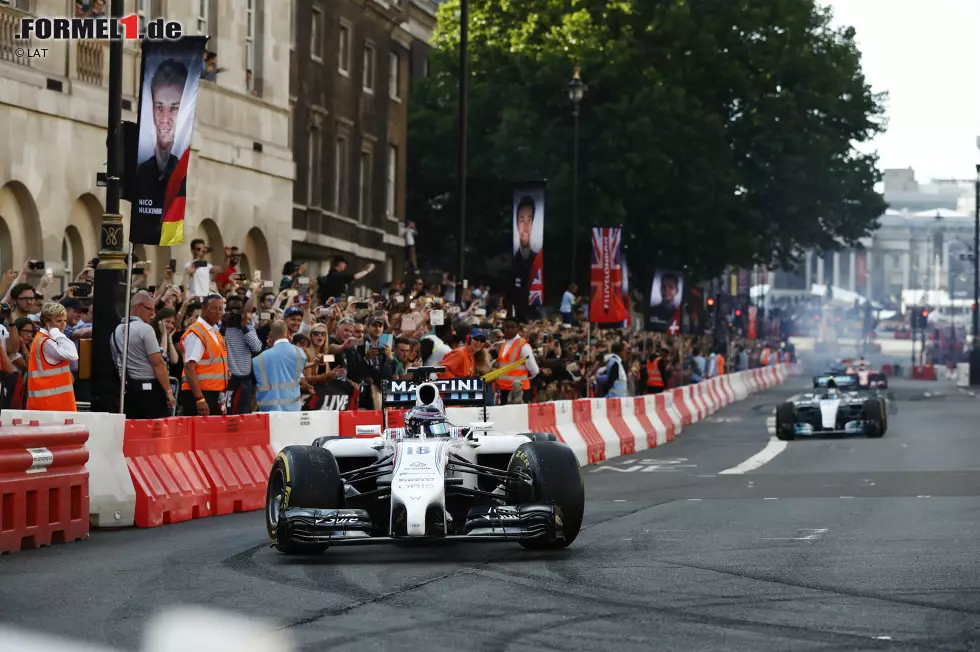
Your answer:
[2,376,979,651]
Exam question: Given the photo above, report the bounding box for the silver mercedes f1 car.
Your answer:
[265,367,584,554]
[773,374,887,441]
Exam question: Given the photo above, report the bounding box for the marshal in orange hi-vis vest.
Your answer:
[180,321,229,392]
[496,337,530,391]
[26,331,77,411]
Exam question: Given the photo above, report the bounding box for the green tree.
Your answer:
[407,0,886,295]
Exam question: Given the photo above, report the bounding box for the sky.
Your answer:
[823,0,980,182]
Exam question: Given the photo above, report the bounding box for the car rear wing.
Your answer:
[381,369,489,428]
[813,373,859,389]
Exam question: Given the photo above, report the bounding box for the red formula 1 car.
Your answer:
[841,358,888,389]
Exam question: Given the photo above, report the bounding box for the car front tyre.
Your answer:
[863,398,885,438]
[774,401,796,441]
[507,441,584,550]
[266,445,345,554]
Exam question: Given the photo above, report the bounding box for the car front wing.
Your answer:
[275,504,564,546]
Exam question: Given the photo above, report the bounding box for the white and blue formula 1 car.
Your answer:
[265,367,584,554]
[773,374,887,441]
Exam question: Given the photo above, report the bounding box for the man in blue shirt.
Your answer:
[253,320,305,412]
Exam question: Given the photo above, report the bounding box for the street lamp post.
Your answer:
[567,68,586,283]
[91,0,128,413]
[455,0,468,305]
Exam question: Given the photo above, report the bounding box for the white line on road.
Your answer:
[718,437,788,475]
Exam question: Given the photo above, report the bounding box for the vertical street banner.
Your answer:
[511,182,546,312]
[622,250,632,328]
[647,269,684,333]
[589,227,628,324]
[130,36,208,247]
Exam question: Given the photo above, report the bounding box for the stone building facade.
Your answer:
[289,0,437,289]
[0,0,293,290]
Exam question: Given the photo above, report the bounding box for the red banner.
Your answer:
[589,227,628,323]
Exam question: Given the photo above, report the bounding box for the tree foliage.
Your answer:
[407,0,887,293]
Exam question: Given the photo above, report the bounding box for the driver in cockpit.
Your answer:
[403,404,452,438]
[821,377,841,400]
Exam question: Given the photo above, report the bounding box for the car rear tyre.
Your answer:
[774,401,796,441]
[266,445,345,554]
[507,441,584,550]
[863,398,885,438]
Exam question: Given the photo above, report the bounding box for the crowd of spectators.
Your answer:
[0,243,790,418]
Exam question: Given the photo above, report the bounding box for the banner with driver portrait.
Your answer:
[510,182,546,318]
[130,36,208,247]
[647,268,684,333]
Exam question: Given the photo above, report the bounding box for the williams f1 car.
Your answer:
[774,374,887,441]
[265,367,584,554]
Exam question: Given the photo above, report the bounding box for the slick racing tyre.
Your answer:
[863,398,885,438]
[507,441,584,550]
[774,401,796,441]
[266,445,345,554]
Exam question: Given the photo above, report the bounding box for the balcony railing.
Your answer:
[0,4,30,67]
[77,41,104,85]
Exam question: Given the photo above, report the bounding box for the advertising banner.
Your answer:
[510,182,546,317]
[130,36,208,246]
[647,269,684,333]
[589,227,628,324]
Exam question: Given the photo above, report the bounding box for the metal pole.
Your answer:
[455,0,468,306]
[91,0,128,413]
[571,104,579,282]
[117,243,135,411]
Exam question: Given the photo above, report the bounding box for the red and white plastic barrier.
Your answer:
[3,365,790,536]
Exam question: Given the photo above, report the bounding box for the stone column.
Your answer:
[833,251,841,289]
[805,251,812,291]
[849,250,857,292]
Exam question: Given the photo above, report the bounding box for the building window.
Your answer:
[338,22,351,75]
[311,7,322,61]
[308,127,321,207]
[245,0,256,93]
[388,51,400,100]
[195,0,208,33]
[334,136,348,214]
[136,0,148,32]
[3,0,33,12]
[359,149,373,222]
[362,43,375,93]
[386,144,397,217]
[287,101,294,151]
[289,0,295,50]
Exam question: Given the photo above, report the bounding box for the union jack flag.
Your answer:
[589,227,627,323]
[528,250,544,306]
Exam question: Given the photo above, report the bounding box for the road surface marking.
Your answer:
[718,437,787,474]
[687,498,702,501]
[763,528,828,541]
[613,499,626,502]
[917,495,931,498]
[840,496,853,499]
